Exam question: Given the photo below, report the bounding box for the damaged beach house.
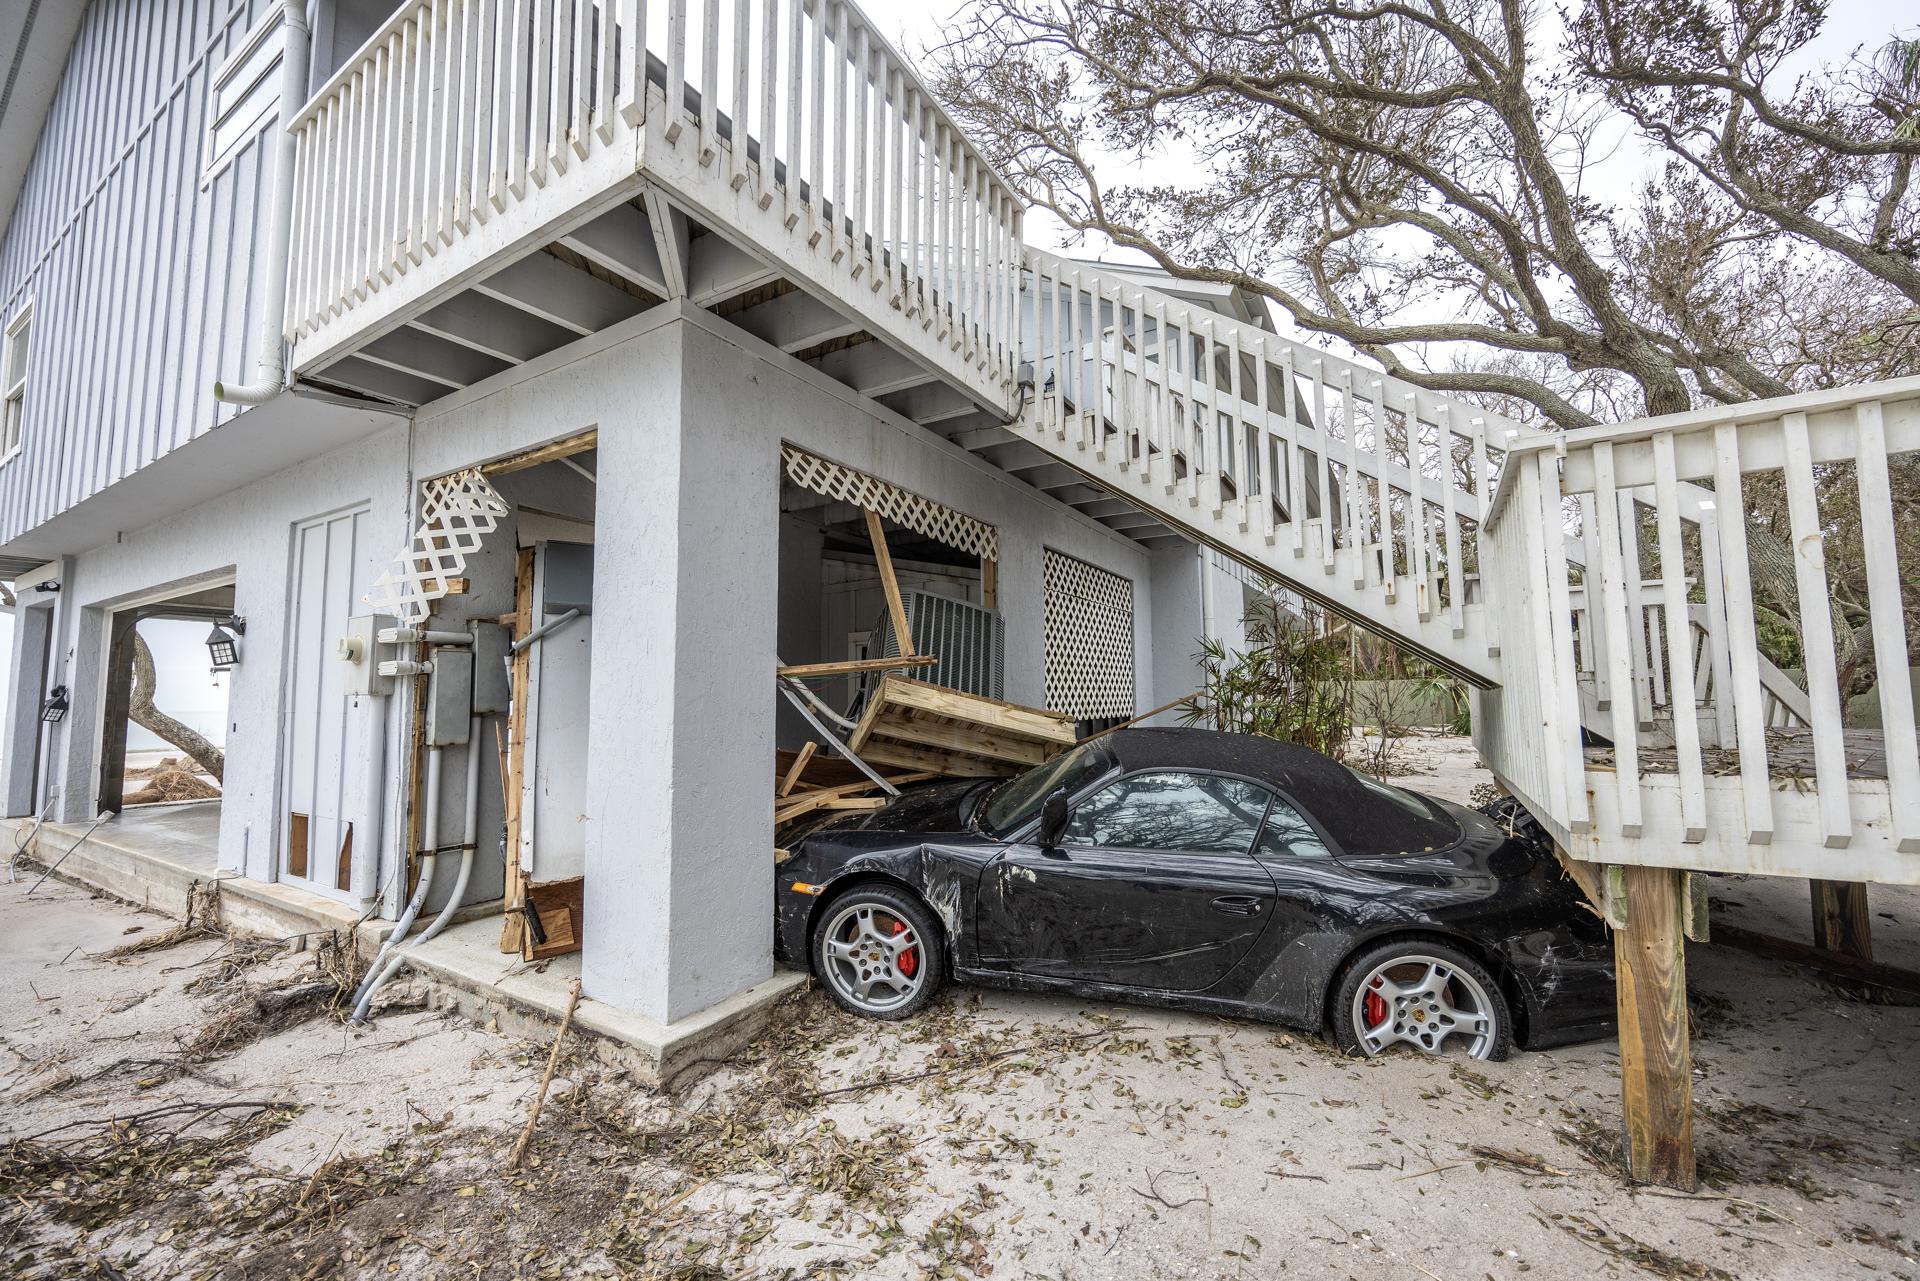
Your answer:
[0,0,1914,1192]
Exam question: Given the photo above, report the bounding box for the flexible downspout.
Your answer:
[213,0,312,406]
[351,716,484,1024]
[348,742,442,1013]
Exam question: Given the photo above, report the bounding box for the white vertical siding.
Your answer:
[0,0,280,547]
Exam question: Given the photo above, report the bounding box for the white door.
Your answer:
[280,504,374,897]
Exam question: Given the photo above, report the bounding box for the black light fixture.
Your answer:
[205,615,245,669]
[40,685,68,723]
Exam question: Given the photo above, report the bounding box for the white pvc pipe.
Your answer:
[351,715,485,1023]
[349,743,441,1013]
[213,0,312,406]
[350,694,388,904]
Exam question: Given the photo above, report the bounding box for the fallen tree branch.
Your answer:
[507,977,582,1171]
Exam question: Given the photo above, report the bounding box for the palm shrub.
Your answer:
[1176,597,1354,760]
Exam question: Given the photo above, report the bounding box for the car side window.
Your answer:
[1062,772,1273,855]
[1254,795,1333,859]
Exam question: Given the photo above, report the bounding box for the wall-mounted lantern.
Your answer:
[40,685,68,722]
[205,616,246,669]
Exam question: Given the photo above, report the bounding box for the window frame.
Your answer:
[1,300,32,466]
[1056,767,1280,859]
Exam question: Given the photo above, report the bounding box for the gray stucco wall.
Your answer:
[2,300,1211,1026]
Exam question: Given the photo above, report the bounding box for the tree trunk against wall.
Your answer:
[130,630,225,783]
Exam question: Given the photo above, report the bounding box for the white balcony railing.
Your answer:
[1485,379,1920,863]
[286,0,1024,390]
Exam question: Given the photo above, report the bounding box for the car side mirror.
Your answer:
[1039,789,1070,848]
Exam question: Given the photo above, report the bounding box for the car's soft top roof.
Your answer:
[1095,727,1461,856]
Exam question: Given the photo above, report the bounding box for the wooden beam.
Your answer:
[778,742,817,797]
[687,232,781,304]
[317,355,444,406]
[642,190,690,298]
[865,509,915,659]
[411,293,573,364]
[360,326,512,388]
[777,655,936,679]
[1614,864,1696,1191]
[499,547,536,955]
[475,253,646,335]
[981,556,998,611]
[483,429,599,477]
[1809,880,1872,961]
[732,289,862,352]
[809,342,940,398]
[1712,921,1920,999]
[559,202,671,297]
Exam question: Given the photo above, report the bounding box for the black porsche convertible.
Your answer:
[773,728,1615,1060]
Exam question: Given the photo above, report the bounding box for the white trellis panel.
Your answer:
[782,443,998,560]
[365,469,511,623]
[1043,549,1135,721]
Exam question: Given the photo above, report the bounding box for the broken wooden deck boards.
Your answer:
[847,674,1076,778]
[1587,728,1892,781]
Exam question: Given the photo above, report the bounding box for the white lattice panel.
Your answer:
[365,469,510,623]
[783,444,999,560]
[1043,550,1136,720]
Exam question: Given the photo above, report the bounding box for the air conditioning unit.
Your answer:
[872,590,1004,700]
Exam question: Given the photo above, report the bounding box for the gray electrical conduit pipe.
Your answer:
[348,742,444,1014]
[351,714,484,1023]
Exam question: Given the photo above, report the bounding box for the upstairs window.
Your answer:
[2,304,29,462]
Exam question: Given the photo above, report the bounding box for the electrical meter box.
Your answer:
[339,614,397,697]
[470,621,512,713]
[426,648,475,745]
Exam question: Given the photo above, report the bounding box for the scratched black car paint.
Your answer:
[774,728,1615,1054]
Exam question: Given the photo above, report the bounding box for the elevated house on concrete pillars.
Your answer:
[0,0,1914,1186]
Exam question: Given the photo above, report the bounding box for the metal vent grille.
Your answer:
[1044,551,1136,719]
[874,591,1005,700]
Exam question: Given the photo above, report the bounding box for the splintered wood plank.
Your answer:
[1810,880,1873,962]
[865,509,915,657]
[1614,864,1696,1191]
[524,875,584,961]
[500,546,536,955]
[875,710,1058,768]
[871,675,1076,743]
[777,655,937,679]
[288,813,310,880]
[774,772,939,823]
[778,743,818,797]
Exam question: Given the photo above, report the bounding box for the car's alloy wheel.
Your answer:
[812,886,943,1019]
[1332,941,1511,1060]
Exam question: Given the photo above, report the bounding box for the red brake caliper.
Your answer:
[889,917,918,977]
[1364,982,1388,1029]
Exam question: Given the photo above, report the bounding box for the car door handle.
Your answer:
[1210,895,1264,917]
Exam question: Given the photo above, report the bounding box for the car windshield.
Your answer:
[980,740,1113,836]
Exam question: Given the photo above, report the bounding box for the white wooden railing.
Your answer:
[286,0,1023,390]
[1019,250,1514,682]
[1485,379,1920,865]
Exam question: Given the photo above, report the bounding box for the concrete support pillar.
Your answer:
[1810,880,1872,961]
[1614,864,1697,1190]
[775,514,824,750]
[1,600,54,817]
[54,602,104,824]
[580,330,780,1026]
